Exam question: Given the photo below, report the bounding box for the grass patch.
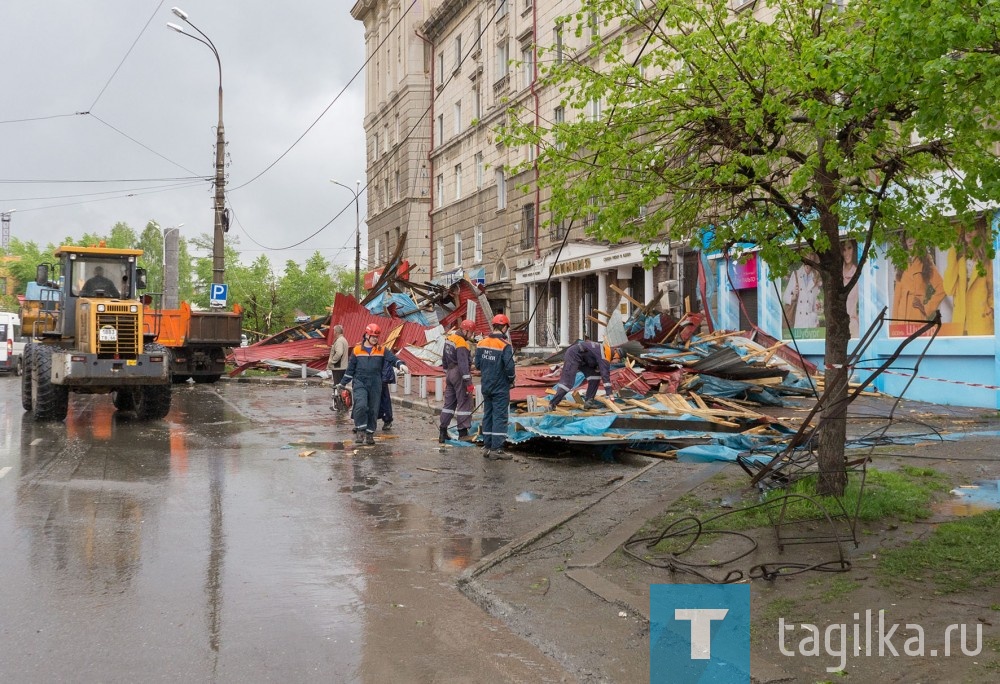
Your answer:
[820,577,861,603]
[715,468,948,531]
[879,510,1000,593]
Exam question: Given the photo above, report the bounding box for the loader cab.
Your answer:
[40,245,147,342]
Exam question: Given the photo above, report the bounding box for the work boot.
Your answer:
[382,421,392,431]
[457,428,473,442]
[486,449,512,461]
[583,399,602,410]
[481,447,492,459]
[439,427,449,443]
[365,432,375,445]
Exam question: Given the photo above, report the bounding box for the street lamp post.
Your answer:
[330,180,362,300]
[168,7,226,286]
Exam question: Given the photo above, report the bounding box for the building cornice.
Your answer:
[421,0,471,40]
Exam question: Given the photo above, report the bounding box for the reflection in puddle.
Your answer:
[934,480,1000,517]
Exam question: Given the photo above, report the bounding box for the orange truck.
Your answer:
[147,301,243,383]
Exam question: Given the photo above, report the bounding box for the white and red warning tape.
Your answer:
[858,368,1000,392]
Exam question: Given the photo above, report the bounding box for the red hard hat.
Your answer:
[492,314,510,326]
[460,319,476,332]
[364,323,381,335]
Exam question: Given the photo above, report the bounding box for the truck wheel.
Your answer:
[31,345,69,421]
[21,344,33,411]
[14,355,22,377]
[113,389,136,411]
[134,385,171,420]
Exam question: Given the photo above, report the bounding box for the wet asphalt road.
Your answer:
[0,378,575,683]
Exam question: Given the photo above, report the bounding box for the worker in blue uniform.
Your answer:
[474,314,516,461]
[337,323,408,444]
[439,319,478,443]
[548,339,617,411]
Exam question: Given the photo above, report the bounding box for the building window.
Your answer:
[520,44,533,90]
[496,169,507,209]
[475,152,484,188]
[437,238,445,273]
[437,52,445,84]
[473,85,481,121]
[553,219,568,240]
[521,203,535,249]
[436,174,444,207]
[454,101,462,134]
[497,0,508,20]
[589,11,600,41]
[474,17,482,51]
[496,40,509,80]
[554,25,563,65]
[373,132,379,161]
[454,35,462,71]
[436,114,444,143]
[454,163,462,199]
[374,238,381,264]
[474,225,483,263]
[394,170,401,200]
[394,113,400,144]
[384,178,390,207]
[455,233,463,267]
[588,97,602,122]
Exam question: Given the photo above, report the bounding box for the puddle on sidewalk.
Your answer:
[933,479,1000,517]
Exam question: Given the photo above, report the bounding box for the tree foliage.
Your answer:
[500,0,1000,493]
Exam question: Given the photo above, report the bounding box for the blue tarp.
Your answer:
[365,292,430,326]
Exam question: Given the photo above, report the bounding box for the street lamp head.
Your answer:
[171,7,188,20]
[166,22,186,34]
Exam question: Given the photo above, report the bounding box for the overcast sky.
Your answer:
[0,0,368,273]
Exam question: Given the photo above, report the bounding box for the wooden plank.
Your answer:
[689,391,709,410]
[597,396,622,413]
[609,283,646,309]
[624,398,660,412]
[624,448,677,460]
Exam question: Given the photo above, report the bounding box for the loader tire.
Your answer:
[31,345,69,422]
[134,384,171,420]
[113,389,136,411]
[21,343,33,411]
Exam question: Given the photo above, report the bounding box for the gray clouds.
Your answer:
[0,1,367,270]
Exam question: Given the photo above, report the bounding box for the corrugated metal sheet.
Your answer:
[329,293,428,349]
[396,348,444,376]
[230,338,330,365]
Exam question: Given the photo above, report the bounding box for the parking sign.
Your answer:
[210,283,228,308]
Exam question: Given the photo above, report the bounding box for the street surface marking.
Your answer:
[0,467,11,479]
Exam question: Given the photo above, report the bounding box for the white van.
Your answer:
[0,311,24,376]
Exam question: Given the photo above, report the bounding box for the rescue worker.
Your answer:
[439,319,477,443]
[336,323,408,444]
[474,314,516,460]
[547,338,617,411]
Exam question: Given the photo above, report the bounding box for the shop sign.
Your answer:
[552,257,591,277]
[602,250,634,264]
[727,254,758,289]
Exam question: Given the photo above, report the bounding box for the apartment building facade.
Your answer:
[354,0,681,350]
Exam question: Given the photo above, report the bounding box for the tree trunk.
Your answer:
[817,244,851,496]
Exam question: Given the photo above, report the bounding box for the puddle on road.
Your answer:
[933,479,1000,517]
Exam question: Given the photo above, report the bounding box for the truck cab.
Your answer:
[0,311,23,375]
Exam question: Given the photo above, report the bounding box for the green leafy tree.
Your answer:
[276,252,339,324]
[137,221,165,294]
[501,0,1000,495]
